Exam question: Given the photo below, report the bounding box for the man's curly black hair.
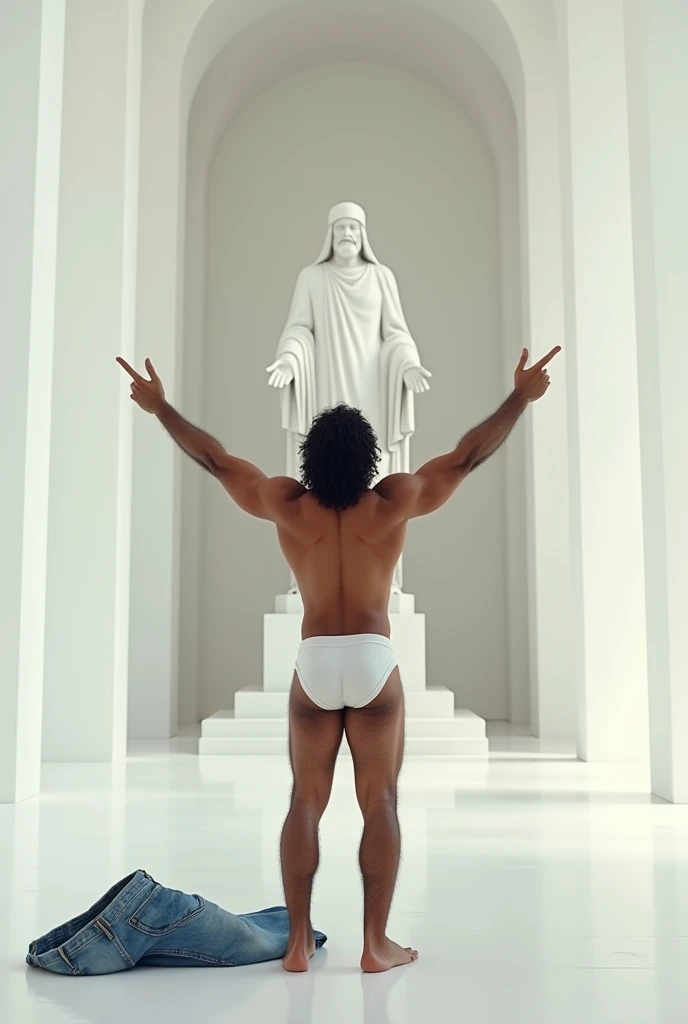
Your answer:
[299,405,381,510]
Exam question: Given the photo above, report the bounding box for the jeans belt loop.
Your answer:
[95,917,115,940]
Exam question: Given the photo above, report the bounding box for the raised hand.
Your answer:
[403,365,432,394]
[514,346,561,403]
[266,361,295,389]
[117,356,165,414]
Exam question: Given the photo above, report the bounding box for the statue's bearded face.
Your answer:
[332,218,362,258]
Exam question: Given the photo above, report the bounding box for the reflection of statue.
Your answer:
[267,202,431,591]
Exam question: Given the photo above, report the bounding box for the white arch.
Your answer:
[180,0,527,113]
[130,0,572,742]
[180,4,522,727]
[188,3,517,185]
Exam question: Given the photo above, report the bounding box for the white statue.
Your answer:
[266,201,431,591]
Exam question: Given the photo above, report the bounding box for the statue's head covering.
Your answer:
[315,202,379,265]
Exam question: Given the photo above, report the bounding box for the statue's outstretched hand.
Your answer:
[513,346,561,403]
[266,361,295,389]
[403,365,432,394]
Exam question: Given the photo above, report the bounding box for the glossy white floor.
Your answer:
[2,726,688,1024]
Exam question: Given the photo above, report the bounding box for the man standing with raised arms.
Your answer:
[118,343,560,973]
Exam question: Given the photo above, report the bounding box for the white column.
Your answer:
[520,52,575,740]
[127,11,185,739]
[41,0,142,762]
[557,0,649,761]
[0,1,65,802]
[625,0,688,801]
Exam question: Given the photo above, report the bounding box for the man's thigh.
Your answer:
[288,673,344,799]
[344,668,405,797]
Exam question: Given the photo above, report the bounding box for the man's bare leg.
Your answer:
[280,674,343,972]
[345,668,418,972]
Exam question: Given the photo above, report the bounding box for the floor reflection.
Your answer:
[3,734,688,1023]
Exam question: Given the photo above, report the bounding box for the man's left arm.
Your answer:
[156,403,276,518]
[118,357,288,520]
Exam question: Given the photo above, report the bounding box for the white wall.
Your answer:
[182,61,512,721]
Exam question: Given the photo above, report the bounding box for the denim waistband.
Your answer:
[28,870,155,971]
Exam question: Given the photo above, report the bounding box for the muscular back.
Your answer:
[217,455,473,640]
[272,489,408,639]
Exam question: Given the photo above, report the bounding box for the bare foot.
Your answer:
[282,933,316,973]
[361,938,419,973]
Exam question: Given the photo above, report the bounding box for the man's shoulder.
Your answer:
[262,476,307,512]
[373,473,420,506]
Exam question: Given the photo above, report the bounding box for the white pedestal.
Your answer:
[200,592,488,757]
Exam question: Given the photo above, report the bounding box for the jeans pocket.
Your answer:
[128,885,205,936]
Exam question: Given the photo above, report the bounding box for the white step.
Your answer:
[233,685,458,720]
[202,709,486,740]
[199,735,488,757]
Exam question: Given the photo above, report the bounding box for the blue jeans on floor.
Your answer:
[26,871,326,975]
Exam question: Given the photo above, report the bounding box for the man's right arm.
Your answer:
[376,345,561,518]
[405,390,529,516]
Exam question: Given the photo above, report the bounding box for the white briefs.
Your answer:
[295,634,398,711]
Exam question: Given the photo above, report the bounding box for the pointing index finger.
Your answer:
[116,357,145,384]
[533,346,561,371]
